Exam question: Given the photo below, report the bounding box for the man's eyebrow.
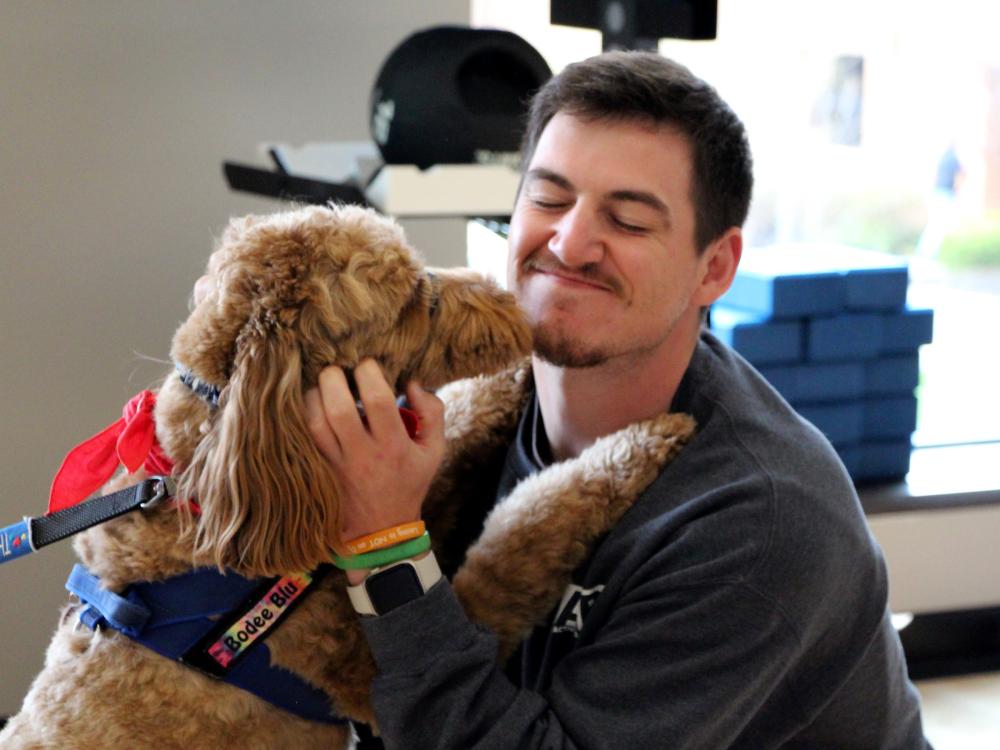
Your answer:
[524,168,574,191]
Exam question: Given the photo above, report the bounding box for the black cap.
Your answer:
[371,26,551,169]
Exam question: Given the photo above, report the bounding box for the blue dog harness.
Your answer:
[66,562,345,725]
[1,354,368,727]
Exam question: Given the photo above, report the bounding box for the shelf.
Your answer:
[860,442,1000,615]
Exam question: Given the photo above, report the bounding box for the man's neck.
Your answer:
[532,325,701,462]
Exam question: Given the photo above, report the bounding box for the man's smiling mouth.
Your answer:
[523,259,621,295]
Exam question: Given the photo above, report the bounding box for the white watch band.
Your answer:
[347,551,442,616]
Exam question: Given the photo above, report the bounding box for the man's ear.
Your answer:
[693,227,743,308]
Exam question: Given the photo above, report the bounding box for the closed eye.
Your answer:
[530,197,570,210]
[611,215,649,233]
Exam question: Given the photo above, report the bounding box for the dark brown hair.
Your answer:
[521,51,753,252]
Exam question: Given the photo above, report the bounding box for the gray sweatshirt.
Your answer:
[361,331,928,749]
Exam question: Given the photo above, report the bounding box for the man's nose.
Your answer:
[547,205,604,267]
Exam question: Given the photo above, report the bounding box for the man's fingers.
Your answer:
[354,359,404,439]
[304,387,342,464]
[405,380,445,448]
[317,366,367,448]
[314,361,442,454]
[304,365,447,543]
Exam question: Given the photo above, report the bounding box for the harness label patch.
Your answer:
[0,520,32,562]
[552,583,605,637]
[206,571,313,668]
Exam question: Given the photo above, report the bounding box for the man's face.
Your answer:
[507,112,711,369]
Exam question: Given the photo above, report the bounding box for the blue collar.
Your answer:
[66,563,345,726]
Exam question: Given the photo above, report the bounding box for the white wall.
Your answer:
[0,0,469,716]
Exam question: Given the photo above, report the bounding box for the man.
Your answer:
[305,52,928,748]
[916,142,964,259]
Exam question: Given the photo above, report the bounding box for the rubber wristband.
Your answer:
[333,532,432,570]
[345,521,426,555]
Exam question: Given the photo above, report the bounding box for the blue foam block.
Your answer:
[805,314,884,362]
[831,248,909,311]
[863,396,918,439]
[838,440,912,482]
[880,308,934,353]
[863,355,919,396]
[758,362,865,403]
[720,246,845,318]
[721,245,911,318]
[709,306,802,365]
[844,267,909,312]
[796,401,864,446]
[837,445,861,476]
[859,440,913,481]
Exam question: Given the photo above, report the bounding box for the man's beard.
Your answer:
[531,321,613,369]
[520,254,625,368]
[531,307,684,371]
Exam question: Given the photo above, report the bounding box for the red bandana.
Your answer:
[48,390,175,514]
[47,393,418,515]
[398,407,420,439]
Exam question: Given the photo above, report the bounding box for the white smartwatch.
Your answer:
[347,551,442,616]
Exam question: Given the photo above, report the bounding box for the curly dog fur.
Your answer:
[1,204,695,749]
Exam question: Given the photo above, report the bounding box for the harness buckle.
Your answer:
[140,476,176,510]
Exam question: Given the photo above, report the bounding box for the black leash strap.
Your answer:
[1,477,174,565]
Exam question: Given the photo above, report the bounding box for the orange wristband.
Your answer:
[345,521,426,555]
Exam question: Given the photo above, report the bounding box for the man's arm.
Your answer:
[357,558,820,749]
[362,581,571,749]
[302,360,876,748]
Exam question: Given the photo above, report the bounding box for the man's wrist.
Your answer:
[340,513,423,547]
[344,549,432,586]
[347,551,441,616]
[346,568,371,585]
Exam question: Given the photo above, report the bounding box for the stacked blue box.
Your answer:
[710,244,933,483]
[709,306,802,364]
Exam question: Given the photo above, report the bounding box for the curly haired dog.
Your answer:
[0,204,694,749]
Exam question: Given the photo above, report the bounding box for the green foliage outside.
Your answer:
[816,189,926,256]
[939,213,1000,268]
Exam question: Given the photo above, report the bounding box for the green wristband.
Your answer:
[333,531,432,570]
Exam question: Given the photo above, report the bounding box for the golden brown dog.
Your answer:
[1,204,694,749]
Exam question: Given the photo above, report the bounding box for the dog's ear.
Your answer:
[408,268,532,389]
[180,322,342,576]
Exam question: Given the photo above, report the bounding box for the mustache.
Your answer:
[522,252,624,296]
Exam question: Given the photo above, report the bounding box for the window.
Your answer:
[472,0,1000,449]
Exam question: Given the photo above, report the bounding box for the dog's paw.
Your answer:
[581,411,697,506]
[453,411,696,657]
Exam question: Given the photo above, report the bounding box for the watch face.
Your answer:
[366,563,424,614]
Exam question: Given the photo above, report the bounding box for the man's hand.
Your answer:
[304,358,446,546]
